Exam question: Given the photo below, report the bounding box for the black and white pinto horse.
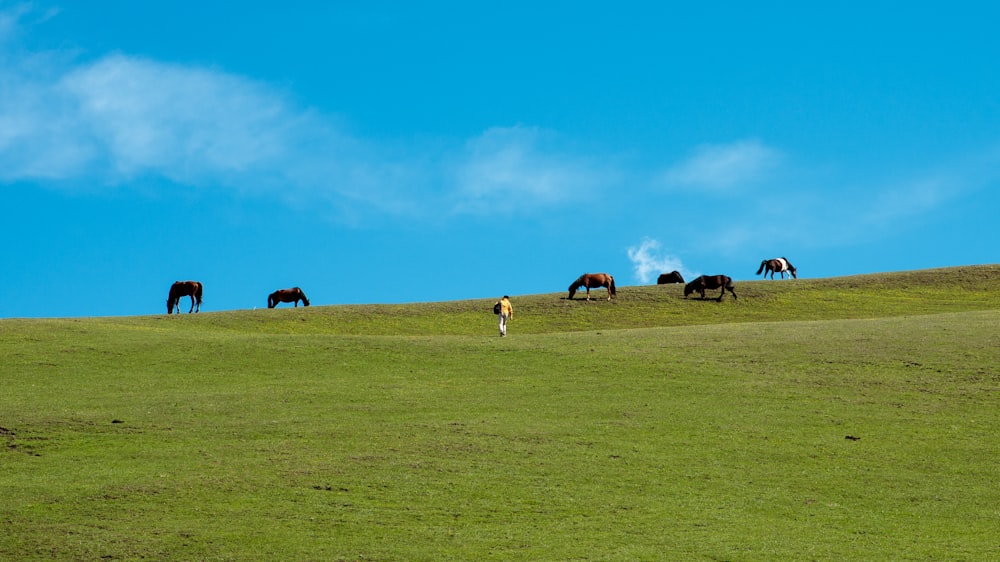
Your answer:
[684,275,737,302]
[756,257,797,279]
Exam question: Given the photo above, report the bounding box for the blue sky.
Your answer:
[2,2,999,318]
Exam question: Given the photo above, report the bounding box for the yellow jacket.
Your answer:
[499,297,513,317]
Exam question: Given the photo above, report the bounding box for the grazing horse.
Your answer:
[268,287,310,308]
[684,275,737,302]
[657,271,685,284]
[567,273,617,300]
[756,257,797,279]
[167,281,203,314]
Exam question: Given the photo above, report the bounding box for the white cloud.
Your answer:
[663,139,783,190]
[0,37,614,221]
[0,43,413,220]
[1,8,631,221]
[0,50,324,188]
[449,126,610,214]
[627,238,687,284]
[61,54,297,182]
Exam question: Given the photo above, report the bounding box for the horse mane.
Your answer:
[568,274,587,291]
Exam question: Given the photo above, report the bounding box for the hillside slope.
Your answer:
[8,264,992,336]
[1,265,998,560]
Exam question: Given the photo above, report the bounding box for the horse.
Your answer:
[756,257,797,279]
[657,271,685,284]
[684,275,737,302]
[567,273,616,300]
[268,287,310,308]
[167,281,203,314]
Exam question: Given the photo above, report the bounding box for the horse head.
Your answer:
[781,258,797,279]
[567,275,585,299]
[683,279,699,297]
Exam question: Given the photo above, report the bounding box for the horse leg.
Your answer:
[586,287,591,301]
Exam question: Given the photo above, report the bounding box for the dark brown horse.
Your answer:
[684,275,737,302]
[756,257,797,279]
[268,287,310,308]
[167,280,203,314]
[567,273,616,300]
[657,271,685,284]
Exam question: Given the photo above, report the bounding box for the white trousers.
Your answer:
[498,312,509,336]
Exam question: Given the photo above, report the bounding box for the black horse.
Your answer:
[167,280,203,314]
[756,257,797,279]
[684,275,737,302]
[657,271,685,284]
[268,287,310,308]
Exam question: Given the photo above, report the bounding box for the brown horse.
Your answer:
[657,271,685,284]
[268,287,310,308]
[167,280,203,314]
[568,273,616,300]
[756,257,797,279]
[684,275,737,302]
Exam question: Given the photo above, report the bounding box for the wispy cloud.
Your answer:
[61,55,300,182]
[627,238,688,284]
[662,139,783,190]
[0,45,341,191]
[0,9,616,221]
[448,125,610,215]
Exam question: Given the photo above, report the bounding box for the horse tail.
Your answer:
[194,282,203,304]
[756,261,766,275]
[609,275,616,296]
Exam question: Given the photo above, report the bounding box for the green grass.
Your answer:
[2,265,999,560]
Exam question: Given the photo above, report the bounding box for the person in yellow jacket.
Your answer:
[497,295,513,337]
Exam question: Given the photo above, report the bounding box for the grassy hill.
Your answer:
[2,265,998,560]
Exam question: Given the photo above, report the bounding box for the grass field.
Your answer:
[2,266,999,560]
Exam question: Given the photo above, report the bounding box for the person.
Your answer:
[497,295,513,337]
